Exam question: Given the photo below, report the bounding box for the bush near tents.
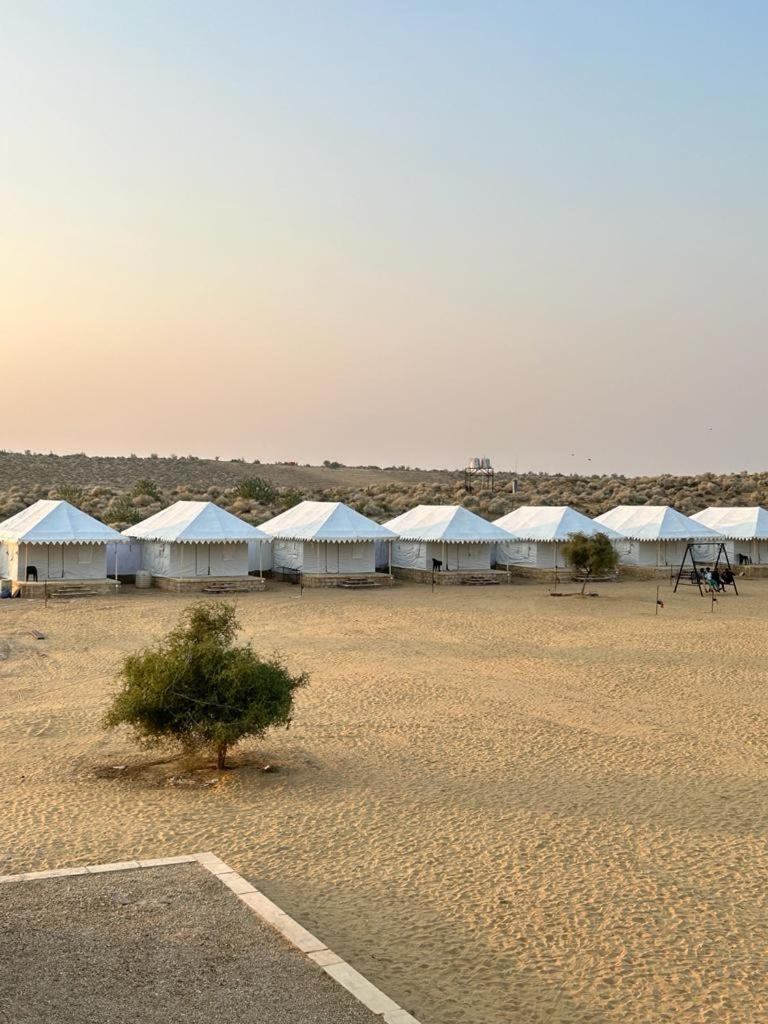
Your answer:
[561,532,618,593]
[104,602,308,769]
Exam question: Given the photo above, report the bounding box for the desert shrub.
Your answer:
[132,478,162,500]
[235,477,277,503]
[276,488,303,511]
[54,484,85,506]
[104,602,308,769]
[107,495,142,526]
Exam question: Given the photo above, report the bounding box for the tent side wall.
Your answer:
[208,543,249,576]
[338,542,376,573]
[392,540,493,571]
[140,541,172,576]
[614,539,690,567]
[140,541,251,578]
[496,540,566,569]
[107,540,141,576]
[247,539,272,573]
[727,539,768,566]
[424,542,492,571]
[302,541,376,574]
[61,544,107,580]
[272,539,304,572]
[391,541,429,570]
[693,538,768,566]
[0,542,11,578]
[6,542,108,581]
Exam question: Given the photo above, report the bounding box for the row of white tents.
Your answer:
[1,498,768,592]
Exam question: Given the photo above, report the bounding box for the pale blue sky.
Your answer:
[2,2,766,473]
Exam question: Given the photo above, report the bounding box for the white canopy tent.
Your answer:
[594,505,722,568]
[258,501,396,576]
[381,505,513,572]
[690,507,768,566]
[493,506,623,570]
[0,499,124,583]
[123,501,269,578]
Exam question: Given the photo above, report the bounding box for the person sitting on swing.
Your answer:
[721,567,734,588]
[711,567,723,592]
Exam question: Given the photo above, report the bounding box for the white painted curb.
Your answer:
[0,852,422,1024]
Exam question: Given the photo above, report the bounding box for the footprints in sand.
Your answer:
[24,717,56,739]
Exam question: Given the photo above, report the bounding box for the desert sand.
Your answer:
[1,579,766,1024]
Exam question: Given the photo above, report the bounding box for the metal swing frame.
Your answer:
[673,542,738,596]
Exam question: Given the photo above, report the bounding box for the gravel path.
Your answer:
[0,863,380,1024]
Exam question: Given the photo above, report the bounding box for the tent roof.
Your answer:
[690,506,768,540]
[0,500,124,545]
[594,505,722,541]
[258,501,396,542]
[123,501,268,543]
[383,505,514,543]
[493,505,623,542]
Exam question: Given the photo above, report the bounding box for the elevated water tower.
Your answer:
[464,456,495,493]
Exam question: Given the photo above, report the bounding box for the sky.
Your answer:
[2,1,767,475]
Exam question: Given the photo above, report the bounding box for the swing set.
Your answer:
[673,543,738,596]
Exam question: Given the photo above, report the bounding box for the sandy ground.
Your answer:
[1,579,766,1024]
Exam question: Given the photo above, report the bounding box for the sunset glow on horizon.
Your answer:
[3,2,767,474]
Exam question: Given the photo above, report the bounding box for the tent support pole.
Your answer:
[554,541,558,588]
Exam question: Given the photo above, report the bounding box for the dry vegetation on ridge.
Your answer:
[0,449,764,531]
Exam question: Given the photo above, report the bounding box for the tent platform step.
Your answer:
[10,580,122,600]
[201,581,268,594]
[50,587,100,599]
[153,575,267,593]
[299,573,394,589]
[392,567,510,585]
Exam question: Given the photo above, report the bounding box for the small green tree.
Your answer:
[54,484,85,505]
[561,532,618,593]
[107,494,142,526]
[104,602,308,769]
[132,478,162,500]
[235,476,277,503]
